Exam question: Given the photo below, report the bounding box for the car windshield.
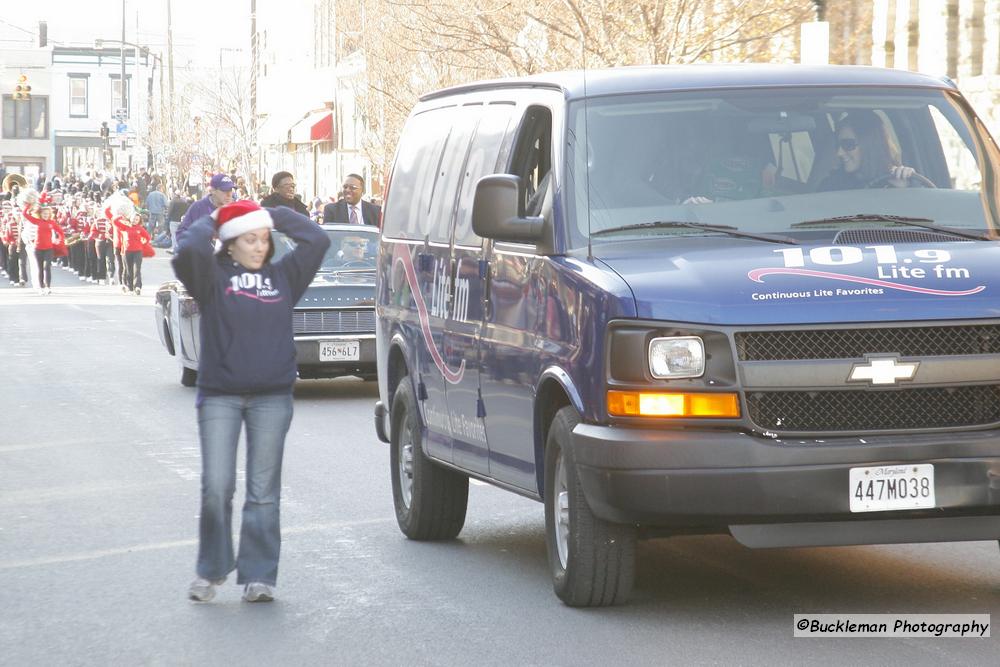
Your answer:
[271,226,378,271]
[566,86,1000,248]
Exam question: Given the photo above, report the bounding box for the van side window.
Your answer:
[382,106,455,240]
[510,106,553,219]
[454,103,513,246]
[426,104,481,241]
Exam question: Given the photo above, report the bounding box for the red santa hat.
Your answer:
[211,200,273,242]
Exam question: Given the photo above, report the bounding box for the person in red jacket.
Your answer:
[112,211,150,295]
[22,191,65,294]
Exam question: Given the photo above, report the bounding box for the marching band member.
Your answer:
[113,210,152,295]
[21,190,65,295]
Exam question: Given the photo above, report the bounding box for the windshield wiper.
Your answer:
[793,213,994,241]
[591,220,799,245]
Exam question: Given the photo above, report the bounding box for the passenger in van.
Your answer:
[817,110,922,191]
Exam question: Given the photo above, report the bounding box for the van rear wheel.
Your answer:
[390,376,468,540]
[544,406,636,606]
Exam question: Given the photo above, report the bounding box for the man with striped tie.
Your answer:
[322,174,380,227]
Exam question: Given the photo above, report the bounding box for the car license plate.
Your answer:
[319,340,359,362]
[849,464,934,513]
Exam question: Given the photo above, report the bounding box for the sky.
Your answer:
[0,0,251,70]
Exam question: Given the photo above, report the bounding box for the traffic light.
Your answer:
[13,74,31,101]
[100,122,110,140]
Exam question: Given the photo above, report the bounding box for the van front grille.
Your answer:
[735,325,1000,361]
[746,385,1000,432]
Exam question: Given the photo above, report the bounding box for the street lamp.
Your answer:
[95,37,167,172]
[95,39,167,134]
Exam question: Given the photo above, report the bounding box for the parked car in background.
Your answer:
[155,223,377,386]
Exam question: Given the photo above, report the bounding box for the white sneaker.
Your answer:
[242,582,274,602]
[188,576,226,602]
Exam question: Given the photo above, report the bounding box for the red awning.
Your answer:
[310,113,333,142]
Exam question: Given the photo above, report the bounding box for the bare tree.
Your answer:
[188,66,260,197]
[337,0,814,177]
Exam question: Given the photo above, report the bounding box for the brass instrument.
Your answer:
[2,173,28,194]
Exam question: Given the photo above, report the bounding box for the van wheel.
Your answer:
[390,376,468,540]
[181,367,197,387]
[544,406,636,607]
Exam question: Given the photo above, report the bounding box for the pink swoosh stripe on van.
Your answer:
[394,245,466,384]
[748,267,986,296]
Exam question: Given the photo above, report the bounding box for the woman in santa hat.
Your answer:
[173,199,330,603]
[20,190,65,295]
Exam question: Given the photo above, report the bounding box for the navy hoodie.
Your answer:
[172,207,331,396]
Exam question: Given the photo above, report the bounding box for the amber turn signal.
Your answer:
[607,390,740,418]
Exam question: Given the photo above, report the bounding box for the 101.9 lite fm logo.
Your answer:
[748,244,985,301]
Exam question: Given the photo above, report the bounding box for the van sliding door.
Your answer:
[480,101,557,492]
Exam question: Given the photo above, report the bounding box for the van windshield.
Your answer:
[566,87,1000,248]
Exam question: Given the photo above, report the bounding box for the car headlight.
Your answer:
[648,336,704,379]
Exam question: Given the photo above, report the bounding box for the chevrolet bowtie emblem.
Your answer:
[848,355,920,385]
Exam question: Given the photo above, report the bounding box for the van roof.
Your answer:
[419,65,955,102]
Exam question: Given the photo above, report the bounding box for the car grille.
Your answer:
[746,385,1000,432]
[293,309,375,335]
[735,324,1000,361]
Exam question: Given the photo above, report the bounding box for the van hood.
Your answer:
[593,237,1000,325]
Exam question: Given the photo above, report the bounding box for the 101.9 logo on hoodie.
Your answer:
[227,272,283,303]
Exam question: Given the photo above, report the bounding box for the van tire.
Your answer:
[181,367,197,387]
[544,406,636,606]
[390,376,468,540]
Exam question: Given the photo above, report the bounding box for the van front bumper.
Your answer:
[570,423,1000,547]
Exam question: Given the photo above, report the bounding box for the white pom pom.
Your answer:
[18,188,39,207]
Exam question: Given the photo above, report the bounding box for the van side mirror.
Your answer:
[472,174,544,243]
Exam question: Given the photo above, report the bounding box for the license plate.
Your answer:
[849,464,935,513]
[318,340,359,362]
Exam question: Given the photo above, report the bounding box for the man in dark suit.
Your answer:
[323,174,380,226]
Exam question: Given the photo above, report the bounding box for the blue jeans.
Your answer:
[196,392,294,585]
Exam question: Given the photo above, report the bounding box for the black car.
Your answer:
[155,223,377,385]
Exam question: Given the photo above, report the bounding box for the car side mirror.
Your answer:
[472,174,544,244]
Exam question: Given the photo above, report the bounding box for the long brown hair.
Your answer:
[836,110,902,183]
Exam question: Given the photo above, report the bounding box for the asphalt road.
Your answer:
[1,252,998,665]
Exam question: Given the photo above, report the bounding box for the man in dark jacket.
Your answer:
[323,173,380,226]
[260,171,309,216]
[164,191,192,250]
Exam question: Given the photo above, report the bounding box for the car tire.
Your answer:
[544,405,636,607]
[181,367,197,387]
[390,376,468,540]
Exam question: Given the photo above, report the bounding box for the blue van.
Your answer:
[374,65,1000,606]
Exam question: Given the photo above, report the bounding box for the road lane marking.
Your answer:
[0,517,396,570]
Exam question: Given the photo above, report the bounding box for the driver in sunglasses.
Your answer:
[338,234,372,266]
[818,110,924,191]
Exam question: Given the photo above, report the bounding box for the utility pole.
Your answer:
[250,0,258,193]
[121,0,126,117]
[167,0,176,142]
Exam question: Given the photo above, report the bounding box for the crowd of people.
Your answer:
[1,187,153,295]
[0,163,382,296]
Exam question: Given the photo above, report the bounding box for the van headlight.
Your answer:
[648,336,704,379]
